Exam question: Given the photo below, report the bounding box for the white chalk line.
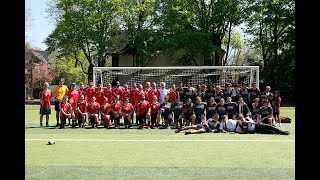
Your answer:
[25,139,294,143]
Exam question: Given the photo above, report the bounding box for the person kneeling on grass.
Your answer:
[237,114,289,135]
[87,96,100,129]
[100,96,111,129]
[175,113,220,135]
[59,95,73,129]
[121,97,134,129]
[76,95,88,128]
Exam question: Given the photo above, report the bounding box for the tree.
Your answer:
[222,29,243,65]
[244,0,295,99]
[45,0,122,82]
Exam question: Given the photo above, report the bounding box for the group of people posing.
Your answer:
[38,78,289,135]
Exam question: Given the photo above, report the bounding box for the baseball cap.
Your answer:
[71,83,76,86]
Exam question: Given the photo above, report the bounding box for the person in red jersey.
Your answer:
[121,84,131,102]
[103,82,113,104]
[76,94,88,128]
[136,84,145,103]
[67,83,80,127]
[95,84,105,106]
[86,81,96,103]
[100,96,111,129]
[121,97,134,129]
[111,95,122,129]
[87,96,100,128]
[78,83,87,100]
[130,82,140,125]
[144,82,151,101]
[147,82,160,103]
[39,82,52,127]
[130,82,139,105]
[168,83,179,103]
[134,93,151,129]
[149,95,161,129]
[273,91,282,127]
[112,81,124,98]
[59,95,73,129]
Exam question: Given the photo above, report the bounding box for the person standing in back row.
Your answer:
[39,82,52,127]
[52,78,69,127]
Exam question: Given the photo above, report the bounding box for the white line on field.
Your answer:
[25,139,294,143]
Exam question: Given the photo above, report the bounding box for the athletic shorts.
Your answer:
[137,114,147,124]
[151,114,157,124]
[90,116,96,124]
[184,113,191,120]
[274,110,280,116]
[40,107,51,115]
[54,101,60,111]
[262,118,270,124]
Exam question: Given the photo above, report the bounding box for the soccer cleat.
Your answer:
[175,129,181,133]
[283,131,290,135]
[46,124,49,127]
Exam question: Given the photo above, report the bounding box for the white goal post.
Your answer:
[93,66,259,89]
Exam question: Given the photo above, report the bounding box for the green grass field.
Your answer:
[25,105,295,180]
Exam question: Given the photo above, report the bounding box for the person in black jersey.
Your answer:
[248,82,260,111]
[225,96,238,120]
[231,83,240,102]
[215,98,227,122]
[193,96,206,125]
[205,97,217,120]
[214,85,224,103]
[251,98,262,121]
[197,84,207,103]
[172,96,184,129]
[223,82,232,100]
[185,82,196,104]
[239,82,250,105]
[160,96,173,129]
[205,84,215,103]
[176,81,186,103]
[182,98,193,126]
[258,100,273,125]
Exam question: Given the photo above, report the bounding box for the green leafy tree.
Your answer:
[45,0,122,82]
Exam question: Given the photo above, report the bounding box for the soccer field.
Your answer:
[25,105,295,180]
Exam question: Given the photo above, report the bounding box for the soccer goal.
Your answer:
[93,66,259,89]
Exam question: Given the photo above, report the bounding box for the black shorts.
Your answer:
[54,101,60,111]
[184,113,191,120]
[195,115,202,123]
[137,114,147,124]
[262,118,270,124]
[40,107,51,115]
[90,116,96,124]
[151,114,157,124]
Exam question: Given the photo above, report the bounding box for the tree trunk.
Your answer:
[211,33,223,66]
[87,64,94,83]
[223,21,232,66]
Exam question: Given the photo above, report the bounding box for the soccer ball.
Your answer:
[160,108,165,113]
[48,140,55,145]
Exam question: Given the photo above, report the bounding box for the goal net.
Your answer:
[93,66,259,89]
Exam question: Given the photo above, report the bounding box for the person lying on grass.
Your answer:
[175,112,220,135]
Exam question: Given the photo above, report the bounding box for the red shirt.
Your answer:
[122,103,134,115]
[137,90,146,102]
[134,100,150,115]
[275,97,281,111]
[130,88,140,105]
[77,100,87,115]
[104,88,113,103]
[148,89,160,103]
[95,90,105,106]
[168,88,179,103]
[78,88,87,98]
[150,102,160,114]
[67,89,80,107]
[86,86,96,103]
[87,101,100,114]
[121,90,131,101]
[60,102,72,118]
[111,101,122,115]
[39,89,52,107]
[100,103,111,114]
[113,86,124,97]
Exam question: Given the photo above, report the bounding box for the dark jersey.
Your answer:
[205,89,215,103]
[185,88,195,103]
[231,89,240,102]
[269,99,275,111]
[176,87,186,103]
[160,102,172,117]
[240,88,250,103]
[259,106,273,119]
[249,88,261,103]
[214,91,223,103]
[225,102,238,119]
[172,102,183,117]
[252,103,262,116]
[205,103,217,119]
[215,104,227,117]
[223,88,232,100]
[193,103,206,117]
[197,91,206,103]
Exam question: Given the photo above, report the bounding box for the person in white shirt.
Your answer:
[218,115,242,133]
[159,82,169,104]
[237,114,289,135]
